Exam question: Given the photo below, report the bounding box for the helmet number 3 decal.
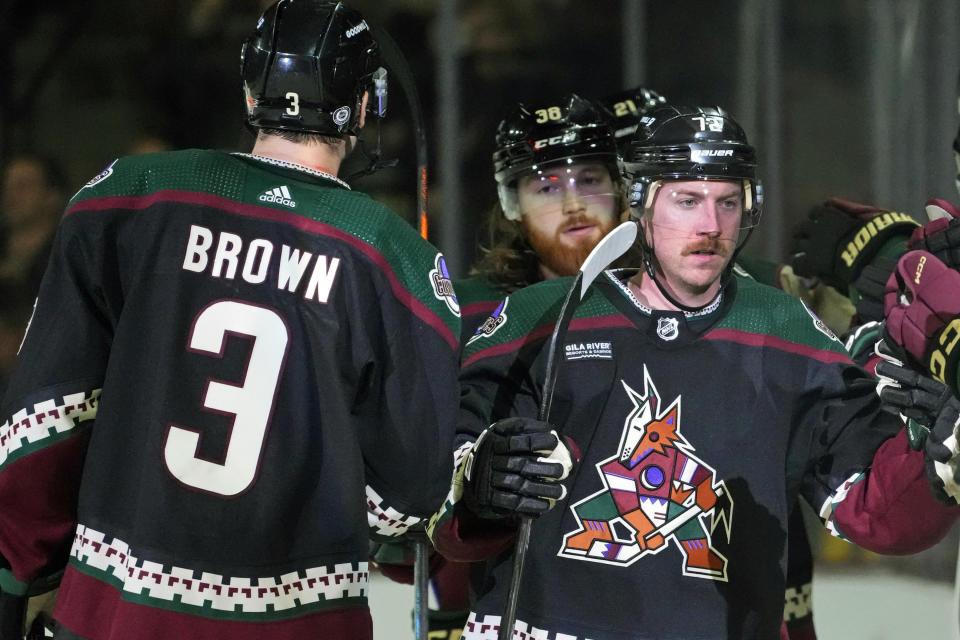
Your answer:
[285,91,300,116]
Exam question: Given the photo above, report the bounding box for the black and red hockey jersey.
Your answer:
[431,269,957,640]
[0,150,461,640]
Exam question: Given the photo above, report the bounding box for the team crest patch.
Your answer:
[429,253,460,317]
[800,301,840,343]
[564,340,613,361]
[81,160,117,190]
[656,316,680,341]
[558,366,733,581]
[466,298,508,346]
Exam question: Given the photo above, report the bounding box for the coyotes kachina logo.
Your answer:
[559,366,733,581]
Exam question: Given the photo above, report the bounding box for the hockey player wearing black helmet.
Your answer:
[470,93,628,290]
[375,92,629,640]
[431,103,959,640]
[0,2,461,639]
[623,104,763,313]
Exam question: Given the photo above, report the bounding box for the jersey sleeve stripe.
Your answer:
[704,328,853,364]
[460,300,502,319]
[66,191,458,351]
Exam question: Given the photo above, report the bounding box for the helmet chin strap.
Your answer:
[637,219,755,314]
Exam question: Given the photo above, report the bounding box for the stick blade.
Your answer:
[578,220,638,299]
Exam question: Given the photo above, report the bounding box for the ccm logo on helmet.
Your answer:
[534,131,578,150]
[346,21,369,38]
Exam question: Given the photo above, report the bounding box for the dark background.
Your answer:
[3,0,958,274]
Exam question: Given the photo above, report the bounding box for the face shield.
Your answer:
[629,176,763,231]
[367,66,388,119]
[498,159,622,221]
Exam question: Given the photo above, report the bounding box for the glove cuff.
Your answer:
[926,317,960,397]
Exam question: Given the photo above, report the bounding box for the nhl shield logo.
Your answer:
[656,316,680,341]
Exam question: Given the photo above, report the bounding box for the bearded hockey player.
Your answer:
[458,92,631,340]
[0,2,460,639]
[375,93,633,639]
[429,104,960,640]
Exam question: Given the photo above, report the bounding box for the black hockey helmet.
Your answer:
[241,0,387,136]
[625,104,762,229]
[492,93,621,220]
[600,86,668,151]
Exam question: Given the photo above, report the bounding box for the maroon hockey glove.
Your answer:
[463,417,575,519]
[883,250,960,394]
[907,199,960,268]
[876,359,960,504]
[790,197,919,294]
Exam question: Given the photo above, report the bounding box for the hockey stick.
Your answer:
[367,25,432,640]
[412,528,430,640]
[497,220,639,640]
[368,24,429,240]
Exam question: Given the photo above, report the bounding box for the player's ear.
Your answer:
[358,91,369,129]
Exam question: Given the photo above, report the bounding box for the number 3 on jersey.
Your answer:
[164,300,289,496]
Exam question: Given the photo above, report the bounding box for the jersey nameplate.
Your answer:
[181,224,340,303]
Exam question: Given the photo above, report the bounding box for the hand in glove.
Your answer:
[463,417,575,519]
[907,199,960,268]
[789,196,919,294]
[883,250,960,395]
[876,358,960,504]
[850,255,898,324]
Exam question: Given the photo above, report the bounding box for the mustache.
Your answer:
[559,215,604,233]
[680,237,735,256]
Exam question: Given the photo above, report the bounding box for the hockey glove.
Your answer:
[883,250,960,395]
[850,255,898,324]
[876,358,960,504]
[463,417,575,519]
[789,197,919,294]
[907,199,960,268]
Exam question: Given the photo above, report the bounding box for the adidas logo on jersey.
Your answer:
[260,186,297,208]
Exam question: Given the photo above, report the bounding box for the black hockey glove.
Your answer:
[850,255,898,324]
[463,417,575,520]
[876,358,960,505]
[789,197,919,294]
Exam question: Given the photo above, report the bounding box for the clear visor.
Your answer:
[632,179,761,230]
[498,161,621,221]
[368,67,388,117]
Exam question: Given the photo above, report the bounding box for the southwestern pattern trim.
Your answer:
[72,524,368,614]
